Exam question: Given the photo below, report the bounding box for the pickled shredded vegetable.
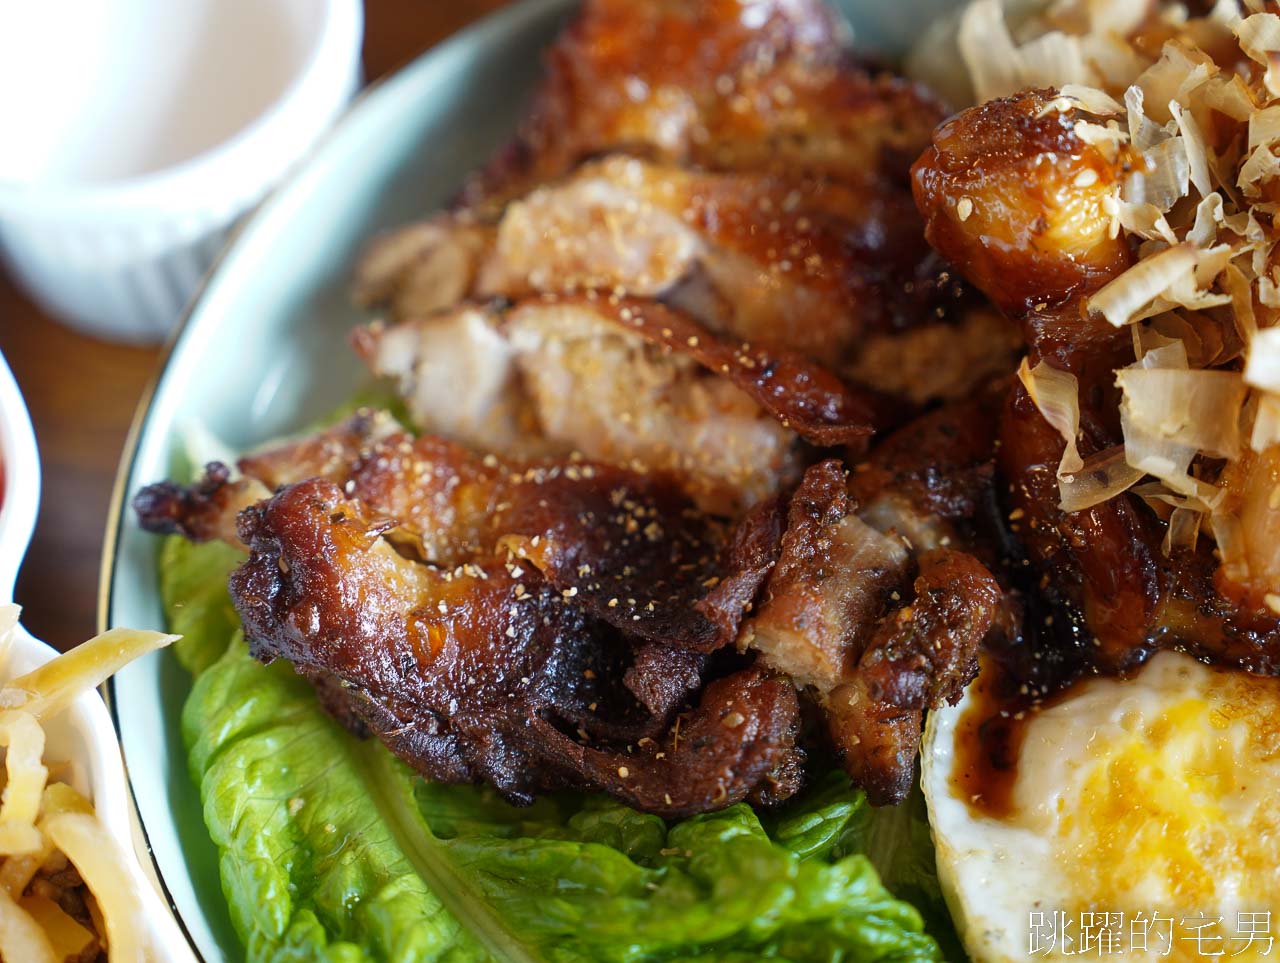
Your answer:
[0,606,178,960]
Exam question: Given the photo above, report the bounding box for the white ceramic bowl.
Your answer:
[0,354,37,600]
[0,0,363,343]
[0,353,192,959]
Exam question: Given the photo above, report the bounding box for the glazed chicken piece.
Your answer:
[912,88,1280,671]
[138,420,807,813]
[131,410,402,545]
[359,156,951,368]
[740,460,1002,804]
[231,477,801,814]
[353,295,893,515]
[137,416,789,652]
[460,0,946,208]
[136,410,1002,807]
[850,380,1007,553]
[477,158,942,362]
[913,89,1156,668]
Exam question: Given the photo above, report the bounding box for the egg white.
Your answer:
[923,651,1280,963]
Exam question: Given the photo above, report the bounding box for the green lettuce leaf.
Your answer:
[846,777,961,960]
[168,528,948,963]
[184,643,494,963]
[159,535,244,674]
[411,779,941,962]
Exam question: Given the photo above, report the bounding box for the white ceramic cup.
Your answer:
[0,0,363,343]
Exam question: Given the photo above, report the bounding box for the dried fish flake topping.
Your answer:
[941,0,1280,589]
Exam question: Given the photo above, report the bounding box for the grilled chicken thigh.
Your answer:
[353,295,893,514]
[135,0,1024,814]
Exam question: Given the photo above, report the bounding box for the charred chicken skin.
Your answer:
[137,412,1001,809]
[229,477,802,815]
[457,0,945,205]
[135,0,1020,814]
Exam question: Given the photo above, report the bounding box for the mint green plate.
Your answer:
[102,0,960,957]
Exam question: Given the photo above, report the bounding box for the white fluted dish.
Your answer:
[0,0,363,342]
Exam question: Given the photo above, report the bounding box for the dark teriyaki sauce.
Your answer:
[949,491,1103,818]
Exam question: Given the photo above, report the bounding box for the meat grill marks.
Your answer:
[911,88,1280,674]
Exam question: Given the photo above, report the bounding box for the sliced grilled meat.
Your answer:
[742,460,1001,804]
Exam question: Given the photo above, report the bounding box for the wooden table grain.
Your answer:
[0,0,510,650]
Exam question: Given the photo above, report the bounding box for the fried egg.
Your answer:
[923,651,1280,963]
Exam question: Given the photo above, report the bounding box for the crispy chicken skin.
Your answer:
[826,549,1002,805]
[131,410,401,545]
[526,665,803,817]
[137,418,782,653]
[461,0,945,206]
[230,477,800,814]
[143,432,807,813]
[912,88,1280,672]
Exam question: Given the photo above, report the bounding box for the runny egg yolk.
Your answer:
[1014,655,1280,961]
[927,651,1280,963]
[1059,699,1279,917]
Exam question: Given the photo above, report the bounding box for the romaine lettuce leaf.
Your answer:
[183,643,496,963]
[411,778,941,962]
[169,534,948,963]
[159,534,243,674]
[845,776,962,960]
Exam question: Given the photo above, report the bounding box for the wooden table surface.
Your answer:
[0,0,509,651]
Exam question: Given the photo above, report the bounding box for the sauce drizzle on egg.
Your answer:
[949,617,1092,818]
